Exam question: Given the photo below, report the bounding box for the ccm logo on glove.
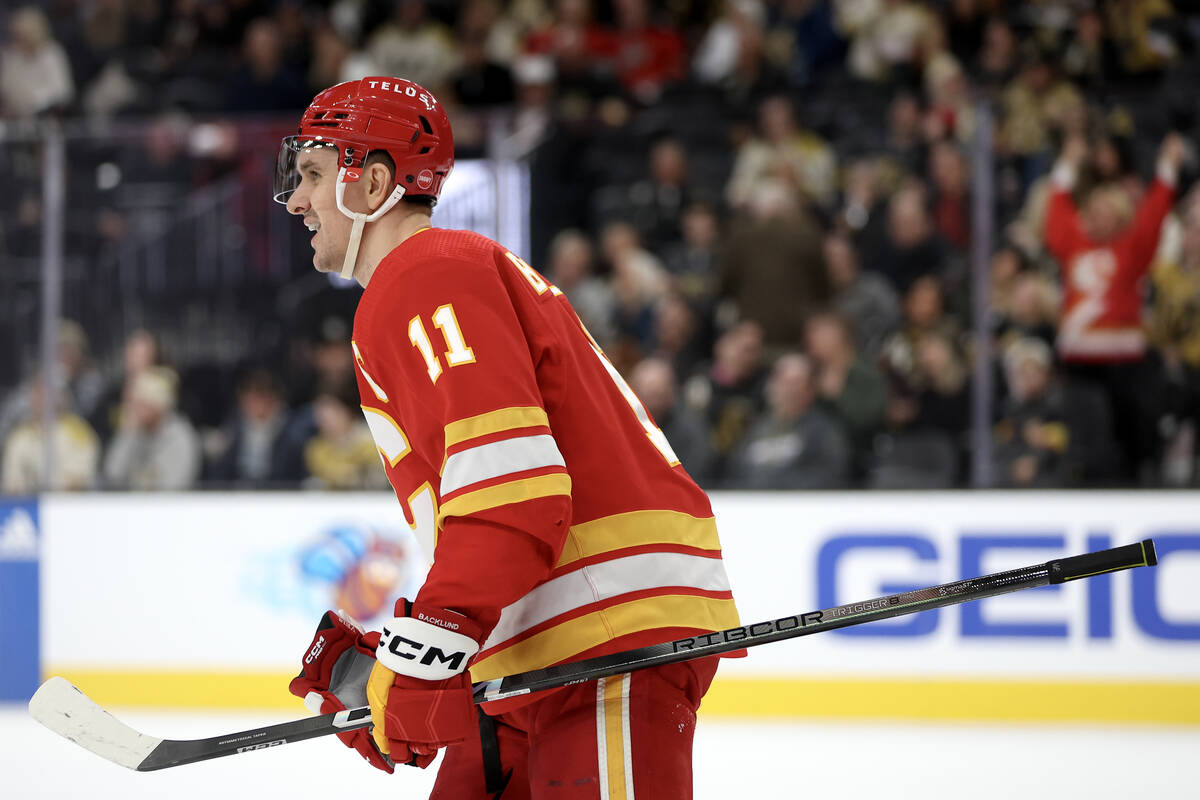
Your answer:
[305,635,326,664]
[376,617,480,681]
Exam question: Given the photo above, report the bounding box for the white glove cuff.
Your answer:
[304,691,326,715]
[377,616,480,681]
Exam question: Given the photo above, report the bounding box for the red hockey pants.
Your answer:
[429,656,720,800]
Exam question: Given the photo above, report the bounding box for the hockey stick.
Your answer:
[30,538,1156,771]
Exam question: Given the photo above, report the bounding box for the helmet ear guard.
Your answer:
[334,165,407,280]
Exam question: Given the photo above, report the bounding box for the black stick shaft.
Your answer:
[134,538,1156,769]
[138,707,373,770]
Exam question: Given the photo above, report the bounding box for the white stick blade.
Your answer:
[28,676,163,770]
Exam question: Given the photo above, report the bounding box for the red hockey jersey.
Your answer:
[1044,175,1175,362]
[350,228,739,700]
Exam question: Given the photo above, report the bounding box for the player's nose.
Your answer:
[286,189,308,215]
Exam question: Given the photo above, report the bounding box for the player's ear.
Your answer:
[364,161,393,213]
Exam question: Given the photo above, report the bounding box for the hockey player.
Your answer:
[275,77,740,798]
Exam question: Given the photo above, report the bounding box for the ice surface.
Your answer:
[3,704,1197,798]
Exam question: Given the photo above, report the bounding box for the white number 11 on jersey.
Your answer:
[409,303,476,383]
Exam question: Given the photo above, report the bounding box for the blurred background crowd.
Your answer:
[3,0,1200,493]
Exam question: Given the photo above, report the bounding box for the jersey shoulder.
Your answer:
[397,227,506,270]
[366,228,508,300]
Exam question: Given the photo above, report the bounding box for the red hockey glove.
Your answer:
[366,598,483,768]
[289,610,394,773]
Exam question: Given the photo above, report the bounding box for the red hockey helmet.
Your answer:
[274,77,454,206]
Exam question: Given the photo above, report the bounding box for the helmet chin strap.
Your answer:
[335,166,407,281]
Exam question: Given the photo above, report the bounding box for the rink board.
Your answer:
[12,491,1200,722]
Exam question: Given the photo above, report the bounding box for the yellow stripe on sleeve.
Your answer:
[437,472,571,526]
[558,510,722,567]
[444,406,550,448]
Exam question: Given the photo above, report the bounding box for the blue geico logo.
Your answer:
[818,533,1200,641]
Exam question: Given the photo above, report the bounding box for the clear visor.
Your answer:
[273,136,344,204]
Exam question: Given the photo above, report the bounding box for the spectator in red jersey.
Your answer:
[524,0,617,73]
[610,0,685,102]
[1044,131,1188,481]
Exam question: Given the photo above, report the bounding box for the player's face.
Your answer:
[285,148,350,273]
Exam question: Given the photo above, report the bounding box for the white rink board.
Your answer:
[39,491,1200,680]
[41,493,425,668]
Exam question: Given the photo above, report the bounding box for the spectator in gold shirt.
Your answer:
[304,380,389,491]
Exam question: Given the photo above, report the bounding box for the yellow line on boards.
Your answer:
[42,669,303,711]
[42,668,1200,725]
[702,676,1200,725]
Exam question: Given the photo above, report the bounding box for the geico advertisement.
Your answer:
[710,492,1200,679]
[40,492,1200,678]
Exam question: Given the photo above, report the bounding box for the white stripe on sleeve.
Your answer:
[440,434,565,496]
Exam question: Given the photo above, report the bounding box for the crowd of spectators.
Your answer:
[4,0,1200,492]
